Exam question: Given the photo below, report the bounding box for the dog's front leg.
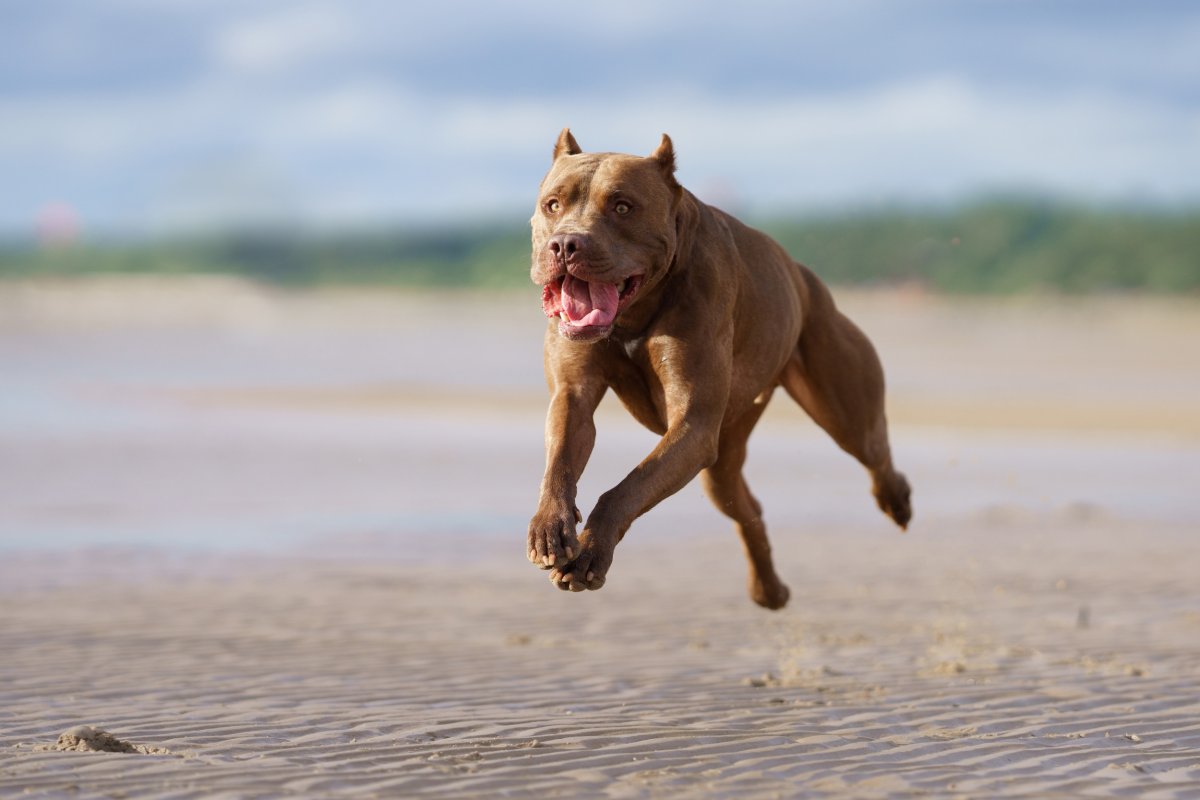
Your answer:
[548,405,723,592]
[549,331,732,593]
[528,379,606,569]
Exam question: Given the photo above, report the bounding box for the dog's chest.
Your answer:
[604,336,668,435]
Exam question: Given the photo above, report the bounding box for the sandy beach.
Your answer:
[2,278,1198,798]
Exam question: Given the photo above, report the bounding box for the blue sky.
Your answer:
[2,1,1198,235]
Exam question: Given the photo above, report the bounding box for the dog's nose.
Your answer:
[548,233,588,263]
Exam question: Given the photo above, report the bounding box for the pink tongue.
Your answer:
[562,274,619,327]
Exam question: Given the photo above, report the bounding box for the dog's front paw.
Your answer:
[527,504,582,569]
[548,533,615,592]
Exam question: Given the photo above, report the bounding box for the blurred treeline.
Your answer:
[1,201,1197,293]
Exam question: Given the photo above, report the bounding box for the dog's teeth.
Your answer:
[618,279,628,294]
[559,312,567,321]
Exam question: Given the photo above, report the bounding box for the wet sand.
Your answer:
[1,277,1198,798]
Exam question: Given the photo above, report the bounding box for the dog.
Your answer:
[527,129,911,609]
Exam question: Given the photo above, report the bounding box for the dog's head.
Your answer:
[531,129,684,343]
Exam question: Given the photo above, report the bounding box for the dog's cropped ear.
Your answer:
[651,134,682,198]
[650,133,676,175]
[553,128,582,162]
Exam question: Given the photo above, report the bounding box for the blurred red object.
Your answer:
[36,202,81,247]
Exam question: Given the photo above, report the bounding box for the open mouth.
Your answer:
[541,273,644,339]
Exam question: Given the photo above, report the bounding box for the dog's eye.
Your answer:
[614,201,632,216]
[545,199,561,214]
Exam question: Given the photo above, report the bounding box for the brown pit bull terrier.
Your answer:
[527,129,911,609]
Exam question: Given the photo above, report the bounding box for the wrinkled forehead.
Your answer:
[540,153,672,204]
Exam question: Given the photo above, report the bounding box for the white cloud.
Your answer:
[2,73,1198,232]
[405,77,1200,212]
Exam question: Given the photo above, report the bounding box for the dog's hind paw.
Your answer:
[874,470,912,530]
[750,579,790,610]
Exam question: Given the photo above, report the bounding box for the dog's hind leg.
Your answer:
[782,267,912,529]
[700,399,791,610]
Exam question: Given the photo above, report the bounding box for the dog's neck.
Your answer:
[608,191,703,342]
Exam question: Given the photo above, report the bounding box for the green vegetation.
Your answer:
[2,201,1197,293]
[0,225,532,288]
[759,201,1200,293]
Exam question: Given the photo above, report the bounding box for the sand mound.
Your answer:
[39,726,172,756]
